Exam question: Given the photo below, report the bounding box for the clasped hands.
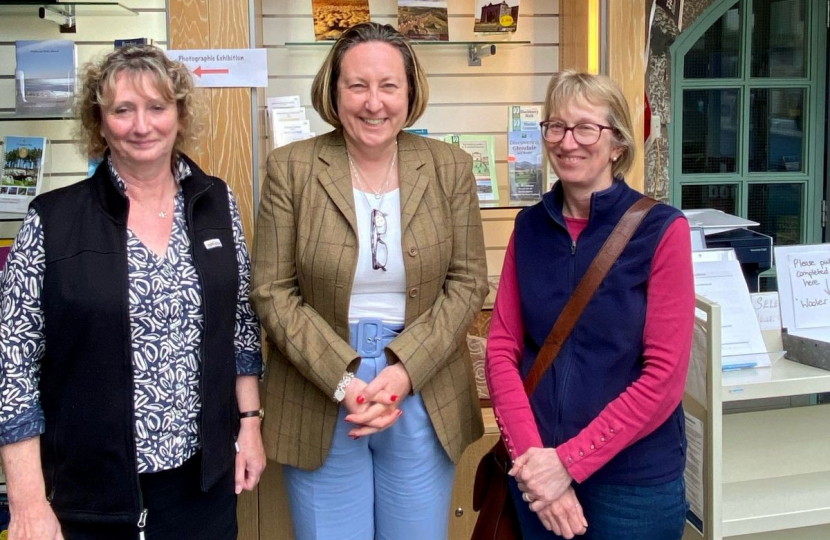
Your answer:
[509,447,588,538]
[342,363,411,438]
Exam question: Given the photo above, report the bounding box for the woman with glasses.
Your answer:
[485,70,694,539]
[250,22,489,540]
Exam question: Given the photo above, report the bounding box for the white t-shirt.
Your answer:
[348,188,407,324]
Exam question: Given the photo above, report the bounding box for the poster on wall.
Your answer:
[473,0,520,33]
[1,136,47,214]
[397,0,449,41]
[312,0,371,41]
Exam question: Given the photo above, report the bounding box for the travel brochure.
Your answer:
[15,39,76,116]
[397,0,449,42]
[444,134,498,202]
[1,136,47,214]
[508,105,544,203]
[508,131,543,201]
[267,95,315,149]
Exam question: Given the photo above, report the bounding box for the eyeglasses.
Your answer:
[539,121,616,145]
[370,208,388,271]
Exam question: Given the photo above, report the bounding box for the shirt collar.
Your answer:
[107,155,192,193]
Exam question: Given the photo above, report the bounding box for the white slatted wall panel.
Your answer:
[0,1,167,237]
[259,0,558,278]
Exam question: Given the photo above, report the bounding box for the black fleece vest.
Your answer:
[30,155,239,525]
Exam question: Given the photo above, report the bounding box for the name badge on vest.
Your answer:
[204,238,223,250]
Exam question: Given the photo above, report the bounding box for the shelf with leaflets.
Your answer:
[682,295,830,539]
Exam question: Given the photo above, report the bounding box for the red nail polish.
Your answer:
[356,395,365,405]
[390,395,398,402]
[352,435,361,440]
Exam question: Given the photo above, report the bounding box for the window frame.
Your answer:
[669,0,827,244]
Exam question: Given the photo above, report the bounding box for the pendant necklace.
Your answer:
[347,141,398,203]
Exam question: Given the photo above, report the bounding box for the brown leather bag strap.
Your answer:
[523,196,659,396]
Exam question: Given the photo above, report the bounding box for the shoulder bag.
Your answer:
[470,196,659,540]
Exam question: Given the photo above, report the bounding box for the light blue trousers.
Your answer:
[283,319,456,540]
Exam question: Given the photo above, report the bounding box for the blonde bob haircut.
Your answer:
[310,22,429,129]
[76,44,201,160]
[543,70,636,179]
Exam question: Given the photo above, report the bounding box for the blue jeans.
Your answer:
[283,319,456,540]
[509,475,687,540]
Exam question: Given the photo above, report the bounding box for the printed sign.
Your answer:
[165,49,267,88]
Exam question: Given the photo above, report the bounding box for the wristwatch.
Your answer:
[239,408,265,420]
[333,371,355,403]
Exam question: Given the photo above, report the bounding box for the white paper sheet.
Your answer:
[774,244,830,339]
[785,253,830,329]
[694,258,770,368]
[751,292,782,331]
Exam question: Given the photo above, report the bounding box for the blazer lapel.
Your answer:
[316,134,358,236]
[397,133,430,233]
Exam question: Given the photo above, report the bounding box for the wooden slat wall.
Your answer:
[0,0,167,237]
[559,0,647,193]
[167,3,258,536]
[259,0,560,284]
[169,0,255,240]
[608,0,645,193]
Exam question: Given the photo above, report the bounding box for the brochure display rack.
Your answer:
[683,295,830,539]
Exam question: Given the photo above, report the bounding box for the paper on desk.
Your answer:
[774,245,830,340]
[683,208,759,236]
[784,253,830,329]
[694,258,770,368]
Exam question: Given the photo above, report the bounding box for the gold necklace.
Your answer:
[347,142,398,200]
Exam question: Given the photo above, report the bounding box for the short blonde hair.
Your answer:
[75,45,202,159]
[310,22,429,129]
[543,70,635,179]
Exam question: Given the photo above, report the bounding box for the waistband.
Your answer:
[349,318,404,358]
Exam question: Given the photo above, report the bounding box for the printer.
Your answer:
[685,209,773,293]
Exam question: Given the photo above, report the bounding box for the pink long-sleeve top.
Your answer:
[484,215,694,483]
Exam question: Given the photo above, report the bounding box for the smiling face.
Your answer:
[546,97,623,193]
[100,71,180,170]
[335,41,409,154]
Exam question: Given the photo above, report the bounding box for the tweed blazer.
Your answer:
[251,130,488,470]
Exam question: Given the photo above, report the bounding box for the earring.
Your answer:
[612,156,618,162]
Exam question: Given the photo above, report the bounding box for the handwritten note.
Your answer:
[751,292,781,331]
[786,253,830,329]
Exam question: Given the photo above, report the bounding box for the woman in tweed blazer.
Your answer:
[251,23,488,540]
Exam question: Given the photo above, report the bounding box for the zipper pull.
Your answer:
[137,508,148,540]
[571,240,576,255]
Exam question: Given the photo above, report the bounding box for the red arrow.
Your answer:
[193,66,229,78]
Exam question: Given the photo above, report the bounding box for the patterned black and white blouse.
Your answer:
[0,158,263,473]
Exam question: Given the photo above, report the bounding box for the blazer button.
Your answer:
[408,246,418,257]
[409,287,419,298]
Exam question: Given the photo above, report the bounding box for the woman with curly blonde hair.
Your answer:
[0,44,265,540]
